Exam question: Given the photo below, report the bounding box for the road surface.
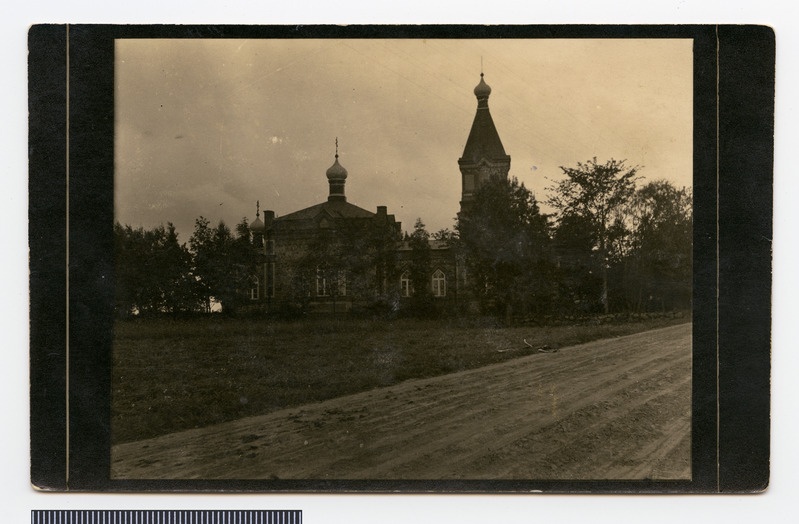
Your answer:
[112,323,691,480]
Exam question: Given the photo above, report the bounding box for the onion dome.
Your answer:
[474,73,492,100]
[250,216,265,232]
[326,154,348,181]
[250,200,265,232]
[326,139,348,202]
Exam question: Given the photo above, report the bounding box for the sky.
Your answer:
[115,38,693,239]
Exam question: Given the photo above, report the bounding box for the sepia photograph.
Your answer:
[106,37,695,482]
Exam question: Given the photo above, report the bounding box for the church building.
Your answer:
[246,73,510,315]
[248,143,402,314]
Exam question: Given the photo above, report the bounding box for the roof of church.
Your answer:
[258,144,400,232]
[459,74,510,165]
[275,199,376,222]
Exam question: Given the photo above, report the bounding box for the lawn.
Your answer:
[112,313,689,444]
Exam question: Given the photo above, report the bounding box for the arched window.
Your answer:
[316,266,329,297]
[432,269,446,297]
[400,270,412,297]
[250,276,260,300]
[337,270,347,297]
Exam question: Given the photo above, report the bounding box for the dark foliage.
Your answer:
[288,216,402,316]
[457,174,554,320]
[405,219,436,317]
[188,216,259,314]
[113,164,690,320]
[548,158,641,314]
[114,222,199,316]
[617,180,693,312]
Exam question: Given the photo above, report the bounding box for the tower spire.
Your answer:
[458,72,511,214]
[256,200,260,219]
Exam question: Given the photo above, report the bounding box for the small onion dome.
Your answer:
[250,216,265,232]
[326,155,348,180]
[474,73,492,99]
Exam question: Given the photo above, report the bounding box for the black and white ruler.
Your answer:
[31,511,301,524]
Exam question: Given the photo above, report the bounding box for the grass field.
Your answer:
[112,313,688,444]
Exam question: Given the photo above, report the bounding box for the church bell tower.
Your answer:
[458,73,511,215]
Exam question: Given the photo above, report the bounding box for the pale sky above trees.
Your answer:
[115,38,693,239]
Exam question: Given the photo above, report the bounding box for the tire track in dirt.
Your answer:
[267,336,685,478]
[352,327,690,477]
[501,374,692,480]
[364,334,691,478]
[112,323,691,480]
[440,364,692,479]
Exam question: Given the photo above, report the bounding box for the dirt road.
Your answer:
[112,323,691,480]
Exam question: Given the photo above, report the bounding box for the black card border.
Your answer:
[28,24,772,493]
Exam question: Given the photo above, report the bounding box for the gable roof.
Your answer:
[275,199,376,223]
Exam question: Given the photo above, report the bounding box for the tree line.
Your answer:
[115,157,691,320]
[455,158,691,320]
[115,217,259,316]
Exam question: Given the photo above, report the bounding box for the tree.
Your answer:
[432,228,458,244]
[407,218,435,316]
[159,223,202,313]
[188,216,216,312]
[217,218,261,313]
[547,158,641,314]
[288,216,401,315]
[189,217,258,314]
[114,222,148,316]
[623,180,692,312]
[114,222,198,316]
[292,228,350,314]
[457,174,552,320]
[550,213,603,316]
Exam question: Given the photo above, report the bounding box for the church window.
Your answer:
[250,276,260,300]
[432,269,446,297]
[463,173,475,193]
[337,271,347,297]
[400,270,412,297]
[316,267,329,297]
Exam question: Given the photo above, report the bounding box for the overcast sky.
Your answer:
[115,38,693,239]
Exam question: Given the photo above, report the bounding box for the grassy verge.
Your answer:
[112,313,689,444]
